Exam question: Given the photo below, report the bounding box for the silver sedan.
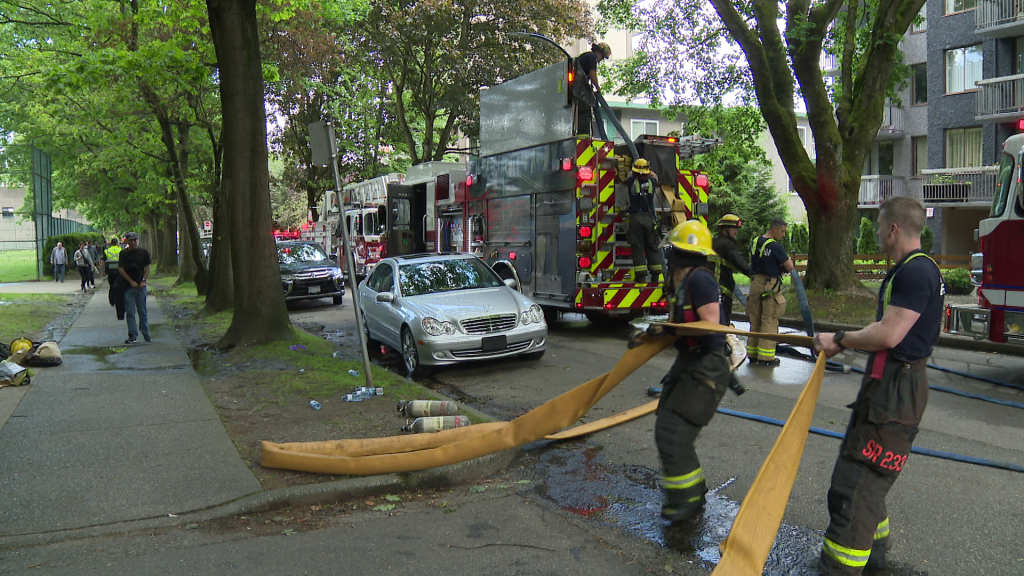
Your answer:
[358,253,547,377]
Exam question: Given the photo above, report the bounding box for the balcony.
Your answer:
[976,73,1024,121]
[976,0,1024,37]
[876,104,905,140]
[858,168,998,207]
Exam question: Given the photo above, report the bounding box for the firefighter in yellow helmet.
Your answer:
[624,158,664,283]
[574,42,612,136]
[636,220,735,523]
[709,214,751,324]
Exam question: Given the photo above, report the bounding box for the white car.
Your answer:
[359,253,547,377]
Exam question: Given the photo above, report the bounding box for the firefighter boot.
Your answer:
[661,491,705,523]
[634,272,649,283]
[864,537,888,572]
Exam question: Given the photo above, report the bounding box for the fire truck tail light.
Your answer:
[568,69,575,84]
[578,166,594,181]
[605,303,613,309]
[1017,119,1024,131]
[561,158,574,171]
[578,225,593,239]
[695,174,709,188]
[509,251,517,260]
[667,137,677,143]
[466,174,474,187]
[578,256,592,268]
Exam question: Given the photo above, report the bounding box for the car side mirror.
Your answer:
[329,252,338,260]
[503,278,518,290]
[376,292,395,303]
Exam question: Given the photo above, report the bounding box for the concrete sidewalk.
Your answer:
[0,289,263,538]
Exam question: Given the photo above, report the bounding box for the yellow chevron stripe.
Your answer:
[578,144,596,167]
[619,289,641,308]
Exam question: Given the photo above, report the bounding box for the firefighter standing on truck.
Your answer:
[631,220,732,523]
[574,42,611,137]
[710,214,751,324]
[624,158,664,283]
[813,197,944,576]
[746,217,793,367]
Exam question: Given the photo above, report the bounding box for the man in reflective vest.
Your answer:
[813,197,945,575]
[623,158,664,283]
[710,214,751,324]
[101,235,125,318]
[746,218,793,367]
[636,220,733,523]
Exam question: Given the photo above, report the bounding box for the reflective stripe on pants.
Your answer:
[745,274,784,361]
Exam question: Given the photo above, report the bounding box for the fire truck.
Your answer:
[944,133,1024,345]
[432,60,717,321]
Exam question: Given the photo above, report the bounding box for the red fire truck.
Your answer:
[944,133,1024,345]
[430,60,718,321]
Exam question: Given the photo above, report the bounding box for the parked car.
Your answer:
[359,253,547,377]
[277,241,345,306]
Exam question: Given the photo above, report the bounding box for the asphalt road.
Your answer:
[4,296,1021,575]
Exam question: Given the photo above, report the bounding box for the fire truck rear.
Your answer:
[944,133,1024,345]
[440,60,717,320]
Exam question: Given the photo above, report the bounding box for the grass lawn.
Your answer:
[0,293,76,344]
[0,250,39,283]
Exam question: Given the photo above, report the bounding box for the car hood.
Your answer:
[404,288,527,321]
[279,260,339,275]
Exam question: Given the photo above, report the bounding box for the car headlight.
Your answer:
[521,304,545,325]
[281,274,295,282]
[331,268,344,278]
[422,317,456,336]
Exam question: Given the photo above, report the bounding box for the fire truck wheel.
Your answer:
[402,327,432,378]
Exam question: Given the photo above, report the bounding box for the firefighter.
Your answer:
[574,42,611,137]
[624,158,664,283]
[635,220,732,523]
[746,217,793,367]
[709,214,751,324]
[813,197,945,575]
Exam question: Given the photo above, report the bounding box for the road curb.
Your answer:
[732,313,1024,356]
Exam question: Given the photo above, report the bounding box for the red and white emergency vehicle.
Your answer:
[944,133,1024,345]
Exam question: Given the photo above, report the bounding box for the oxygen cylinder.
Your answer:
[396,400,459,417]
[400,415,470,433]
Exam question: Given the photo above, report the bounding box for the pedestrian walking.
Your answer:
[623,158,664,283]
[86,240,101,288]
[73,242,94,292]
[634,220,734,524]
[573,42,611,137]
[709,214,751,325]
[745,218,794,367]
[49,242,68,282]
[100,235,125,319]
[812,197,945,575]
[118,232,151,344]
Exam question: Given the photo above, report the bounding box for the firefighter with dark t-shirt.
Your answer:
[638,220,733,523]
[813,196,945,575]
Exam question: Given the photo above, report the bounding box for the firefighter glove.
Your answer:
[646,324,669,339]
[627,329,646,349]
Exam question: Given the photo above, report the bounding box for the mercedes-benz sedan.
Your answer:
[359,253,547,377]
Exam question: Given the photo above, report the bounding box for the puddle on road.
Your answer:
[532,443,824,575]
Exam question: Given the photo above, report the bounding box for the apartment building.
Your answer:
[860,0,1022,256]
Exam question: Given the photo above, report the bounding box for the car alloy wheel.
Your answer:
[402,327,420,376]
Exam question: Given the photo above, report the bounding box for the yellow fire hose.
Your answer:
[262,322,824,576]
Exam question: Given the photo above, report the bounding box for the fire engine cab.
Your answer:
[944,133,1024,345]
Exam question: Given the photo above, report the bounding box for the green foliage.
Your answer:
[921,225,934,254]
[41,233,107,277]
[0,293,76,344]
[720,162,790,253]
[857,217,879,255]
[785,222,809,255]
[942,267,973,296]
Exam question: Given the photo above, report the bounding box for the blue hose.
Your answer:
[716,407,1024,474]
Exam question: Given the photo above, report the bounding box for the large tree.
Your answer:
[601,0,925,289]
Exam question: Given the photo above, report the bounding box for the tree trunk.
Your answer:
[203,197,233,313]
[803,176,859,290]
[208,0,292,348]
[153,210,178,275]
[176,203,196,285]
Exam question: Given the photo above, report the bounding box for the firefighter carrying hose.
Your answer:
[812,197,945,575]
[573,42,611,137]
[709,214,751,324]
[746,217,794,367]
[624,158,664,283]
[629,220,734,523]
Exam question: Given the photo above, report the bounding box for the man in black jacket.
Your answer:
[710,214,751,324]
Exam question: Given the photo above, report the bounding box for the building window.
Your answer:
[913,136,928,174]
[603,119,621,142]
[944,0,976,13]
[945,127,983,168]
[911,5,927,32]
[945,45,983,93]
[630,119,659,140]
[912,64,927,104]
[1,207,14,218]
[796,125,816,159]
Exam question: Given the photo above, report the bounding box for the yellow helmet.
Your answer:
[716,213,742,228]
[10,338,33,355]
[595,42,612,59]
[632,158,651,175]
[661,220,716,256]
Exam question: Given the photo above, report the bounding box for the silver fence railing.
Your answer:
[859,168,998,206]
[976,0,1024,34]
[976,73,1024,117]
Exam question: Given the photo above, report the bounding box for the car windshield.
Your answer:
[278,244,329,264]
[399,258,503,296]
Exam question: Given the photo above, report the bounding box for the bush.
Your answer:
[42,232,107,277]
[943,267,973,296]
[785,222,809,255]
[856,217,879,255]
[921,225,934,254]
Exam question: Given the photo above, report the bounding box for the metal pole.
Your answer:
[326,122,375,387]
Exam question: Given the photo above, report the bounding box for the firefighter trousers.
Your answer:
[655,348,730,521]
[819,354,929,575]
[626,212,663,282]
[107,270,125,320]
[745,274,785,361]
